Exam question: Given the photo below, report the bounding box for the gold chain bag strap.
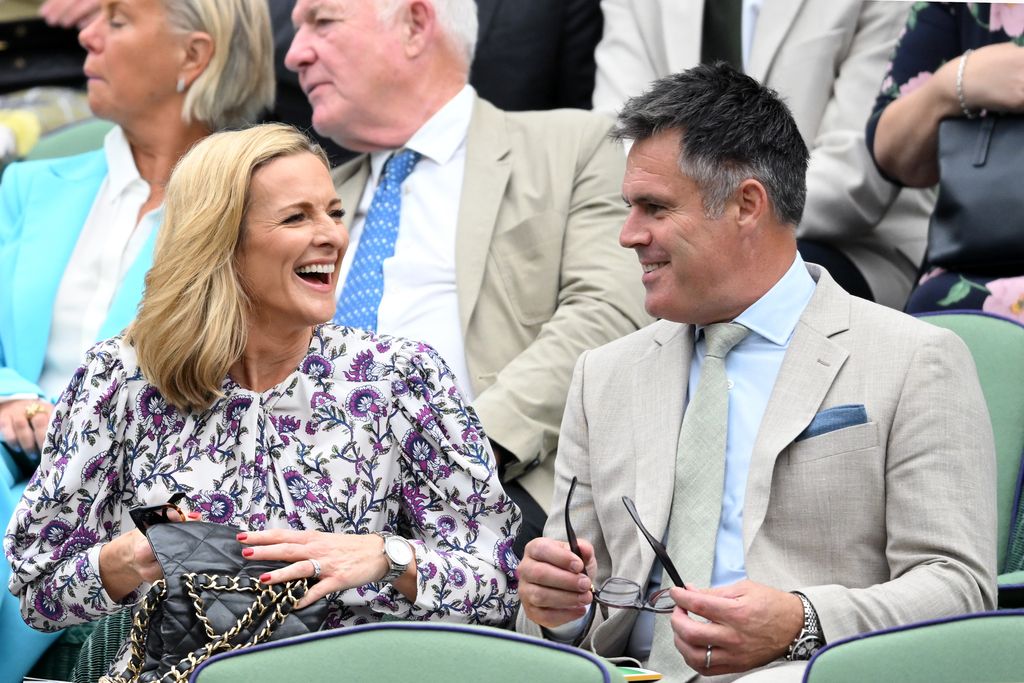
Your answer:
[102,522,329,683]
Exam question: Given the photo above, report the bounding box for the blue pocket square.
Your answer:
[795,404,868,442]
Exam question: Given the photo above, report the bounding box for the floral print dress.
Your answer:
[866,2,1024,322]
[4,325,521,656]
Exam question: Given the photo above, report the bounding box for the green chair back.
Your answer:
[917,312,1024,573]
[25,117,113,161]
[189,622,626,683]
[803,611,1024,683]
[70,609,132,683]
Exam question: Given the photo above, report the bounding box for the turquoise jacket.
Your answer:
[0,148,159,683]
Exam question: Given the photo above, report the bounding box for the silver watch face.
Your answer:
[385,536,414,566]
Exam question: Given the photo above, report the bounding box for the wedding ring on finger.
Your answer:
[308,558,322,580]
[705,644,713,670]
[24,402,45,422]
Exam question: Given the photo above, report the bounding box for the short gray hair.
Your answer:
[163,0,276,131]
[613,64,808,225]
[377,0,478,67]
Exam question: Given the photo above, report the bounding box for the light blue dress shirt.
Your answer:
[704,254,815,585]
[626,254,816,660]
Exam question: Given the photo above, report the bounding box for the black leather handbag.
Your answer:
[927,115,1024,273]
[102,522,329,683]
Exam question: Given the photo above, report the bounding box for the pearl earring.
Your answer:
[176,76,186,93]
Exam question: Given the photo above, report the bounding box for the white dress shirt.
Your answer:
[338,85,475,400]
[36,127,161,398]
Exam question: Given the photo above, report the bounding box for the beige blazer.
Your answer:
[518,265,997,672]
[334,96,649,507]
[593,0,934,308]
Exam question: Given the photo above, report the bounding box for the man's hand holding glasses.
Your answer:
[519,475,686,633]
[518,532,597,629]
[519,476,806,677]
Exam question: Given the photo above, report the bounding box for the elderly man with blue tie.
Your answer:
[284,0,647,553]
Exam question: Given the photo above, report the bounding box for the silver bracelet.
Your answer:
[956,49,978,119]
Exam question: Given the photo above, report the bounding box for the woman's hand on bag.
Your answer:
[99,529,164,602]
[98,505,195,602]
[238,530,413,608]
[960,43,1024,113]
[0,399,53,455]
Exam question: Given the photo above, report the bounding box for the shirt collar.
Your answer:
[695,253,815,347]
[368,84,475,181]
[102,125,146,197]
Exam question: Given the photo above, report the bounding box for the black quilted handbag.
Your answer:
[102,522,329,683]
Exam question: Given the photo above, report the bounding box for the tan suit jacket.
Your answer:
[334,96,649,507]
[518,265,997,676]
[592,0,934,308]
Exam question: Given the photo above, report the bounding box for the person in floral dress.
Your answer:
[867,2,1024,322]
[4,124,520,673]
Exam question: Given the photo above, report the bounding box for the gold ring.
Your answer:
[24,402,45,422]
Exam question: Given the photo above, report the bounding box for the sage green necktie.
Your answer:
[647,322,750,681]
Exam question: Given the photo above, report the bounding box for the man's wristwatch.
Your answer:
[786,592,825,661]
[378,532,415,583]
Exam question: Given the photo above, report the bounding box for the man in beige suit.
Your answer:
[592,0,933,309]
[285,0,646,550]
[517,64,996,682]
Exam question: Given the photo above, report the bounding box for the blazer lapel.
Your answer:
[746,0,806,81]
[10,152,107,382]
[632,322,691,576]
[590,322,690,655]
[332,155,371,223]
[742,266,850,552]
[455,97,511,336]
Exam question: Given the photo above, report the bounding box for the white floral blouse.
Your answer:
[4,324,521,635]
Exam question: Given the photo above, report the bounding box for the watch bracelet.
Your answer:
[786,591,825,661]
[378,531,408,583]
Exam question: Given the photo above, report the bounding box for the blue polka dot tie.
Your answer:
[334,149,421,331]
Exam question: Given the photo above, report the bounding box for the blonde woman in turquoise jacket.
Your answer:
[0,1,274,680]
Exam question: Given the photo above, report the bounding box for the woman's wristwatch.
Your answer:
[378,532,414,583]
[786,591,825,661]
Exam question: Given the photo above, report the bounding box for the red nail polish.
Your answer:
[242,548,254,557]
[188,511,201,519]
[236,532,248,541]
[259,573,272,583]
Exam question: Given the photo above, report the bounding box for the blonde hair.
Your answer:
[127,124,329,411]
[163,0,276,130]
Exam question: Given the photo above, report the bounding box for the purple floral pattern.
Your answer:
[4,324,520,640]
